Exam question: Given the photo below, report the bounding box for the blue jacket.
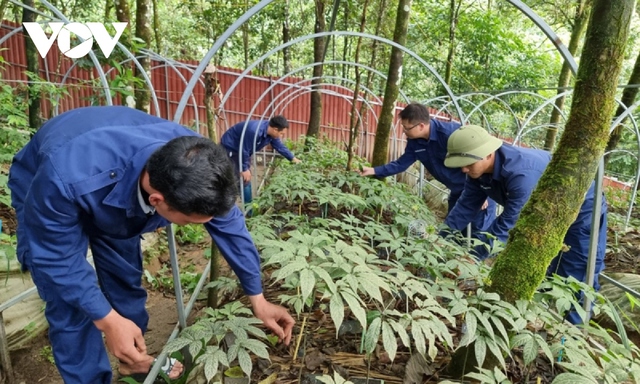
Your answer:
[220,120,295,172]
[444,144,606,260]
[8,106,263,322]
[374,119,468,209]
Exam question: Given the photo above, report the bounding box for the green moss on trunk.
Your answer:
[488,0,634,302]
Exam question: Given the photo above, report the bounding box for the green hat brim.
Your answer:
[444,137,503,168]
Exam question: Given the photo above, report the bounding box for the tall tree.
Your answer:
[544,0,591,150]
[604,49,640,166]
[282,0,292,75]
[489,0,634,302]
[305,0,326,143]
[441,0,462,95]
[135,0,152,112]
[115,0,131,24]
[371,0,412,167]
[22,0,41,129]
[152,0,161,52]
[345,0,370,171]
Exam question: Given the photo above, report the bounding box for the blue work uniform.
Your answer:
[8,106,263,383]
[374,119,495,231]
[220,120,295,205]
[445,144,607,324]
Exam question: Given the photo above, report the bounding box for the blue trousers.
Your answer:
[36,235,147,383]
[227,150,253,207]
[547,202,608,324]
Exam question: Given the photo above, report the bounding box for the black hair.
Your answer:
[269,115,289,131]
[399,103,431,124]
[146,136,238,216]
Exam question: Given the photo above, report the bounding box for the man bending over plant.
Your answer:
[9,106,295,384]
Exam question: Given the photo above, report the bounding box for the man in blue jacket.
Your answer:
[8,106,295,383]
[358,103,495,233]
[221,116,301,205]
[443,125,607,324]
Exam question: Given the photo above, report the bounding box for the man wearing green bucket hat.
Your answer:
[358,103,496,234]
[442,125,607,324]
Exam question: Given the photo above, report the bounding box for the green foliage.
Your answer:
[39,346,55,365]
[175,224,207,245]
[163,301,270,381]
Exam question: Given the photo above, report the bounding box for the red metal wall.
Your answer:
[0,20,450,162]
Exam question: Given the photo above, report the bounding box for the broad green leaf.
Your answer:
[341,290,367,330]
[237,348,252,377]
[330,294,345,337]
[389,319,411,349]
[243,339,270,360]
[382,321,398,361]
[364,317,382,353]
[551,373,598,384]
[411,320,426,357]
[299,268,316,303]
[475,336,487,368]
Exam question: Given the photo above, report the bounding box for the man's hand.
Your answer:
[481,200,489,210]
[358,166,375,177]
[241,170,252,184]
[292,157,302,164]
[249,294,295,345]
[94,309,147,366]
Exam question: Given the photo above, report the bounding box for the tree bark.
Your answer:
[115,0,131,23]
[544,0,590,151]
[305,0,326,144]
[604,49,640,165]
[152,0,161,53]
[22,0,41,129]
[371,0,412,167]
[441,0,461,95]
[488,0,634,302]
[345,0,369,171]
[135,0,152,112]
[282,0,291,75]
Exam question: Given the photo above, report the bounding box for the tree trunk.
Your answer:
[489,0,633,302]
[135,0,152,112]
[152,0,161,52]
[115,0,131,23]
[371,0,412,167]
[242,0,249,68]
[22,0,41,129]
[356,0,387,158]
[282,0,291,75]
[305,0,326,144]
[345,0,369,171]
[544,0,590,151]
[441,0,460,95]
[604,49,640,166]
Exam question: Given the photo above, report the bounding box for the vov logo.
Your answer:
[23,22,128,59]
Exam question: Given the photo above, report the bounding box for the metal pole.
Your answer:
[583,158,605,323]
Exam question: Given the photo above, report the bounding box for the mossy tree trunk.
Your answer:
[488,0,634,302]
[371,0,411,167]
[305,0,326,146]
[135,0,151,112]
[544,0,590,151]
[22,0,41,129]
[604,49,640,166]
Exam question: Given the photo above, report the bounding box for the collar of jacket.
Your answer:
[102,142,164,218]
